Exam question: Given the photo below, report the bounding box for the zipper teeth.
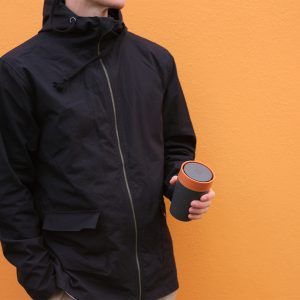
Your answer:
[98,42,142,300]
[64,290,78,300]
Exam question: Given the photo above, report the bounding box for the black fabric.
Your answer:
[0,0,196,299]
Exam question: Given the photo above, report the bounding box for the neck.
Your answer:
[65,0,109,17]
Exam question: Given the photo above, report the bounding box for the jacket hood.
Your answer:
[38,0,128,92]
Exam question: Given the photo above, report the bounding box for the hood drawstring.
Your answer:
[49,0,83,92]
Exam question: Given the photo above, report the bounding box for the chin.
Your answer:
[94,0,125,9]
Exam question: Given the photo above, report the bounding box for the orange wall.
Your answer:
[1,1,299,299]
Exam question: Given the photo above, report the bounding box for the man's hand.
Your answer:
[169,175,215,221]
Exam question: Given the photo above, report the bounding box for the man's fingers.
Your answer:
[189,207,209,214]
[188,214,202,220]
[191,200,211,208]
[169,175,178,185]
[201,189,216,201]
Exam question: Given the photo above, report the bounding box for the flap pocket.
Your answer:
[42,210,101,231]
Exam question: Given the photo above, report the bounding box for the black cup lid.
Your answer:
[183,162,213,182]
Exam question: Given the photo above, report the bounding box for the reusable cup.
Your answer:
[170,160,214,222]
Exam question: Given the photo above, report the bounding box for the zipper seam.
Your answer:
[97,39,142,300]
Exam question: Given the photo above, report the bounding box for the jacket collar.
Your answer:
[38,0,128,93]
[40,0,126,38]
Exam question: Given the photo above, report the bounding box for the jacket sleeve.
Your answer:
[162,53,197,201]
[0,58,59,300]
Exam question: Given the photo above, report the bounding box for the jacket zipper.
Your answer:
[97,37,142,300]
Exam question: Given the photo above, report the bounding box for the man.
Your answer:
[0,0,215,299]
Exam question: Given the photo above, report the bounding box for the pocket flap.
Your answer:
[42,210,101,231]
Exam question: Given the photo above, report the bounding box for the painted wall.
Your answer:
[0,1,299,299]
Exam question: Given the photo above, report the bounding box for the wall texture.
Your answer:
[0,0,299,299]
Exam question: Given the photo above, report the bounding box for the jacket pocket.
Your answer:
[41,210,109,272]
[41,209,103,252]
[42,210,101,231]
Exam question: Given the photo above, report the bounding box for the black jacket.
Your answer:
[0,0,197,299]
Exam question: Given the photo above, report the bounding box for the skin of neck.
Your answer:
[65,0,109,17]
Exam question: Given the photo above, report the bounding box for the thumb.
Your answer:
[169,175,178,185]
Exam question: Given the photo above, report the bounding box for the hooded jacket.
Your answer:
[0,0,197,299]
